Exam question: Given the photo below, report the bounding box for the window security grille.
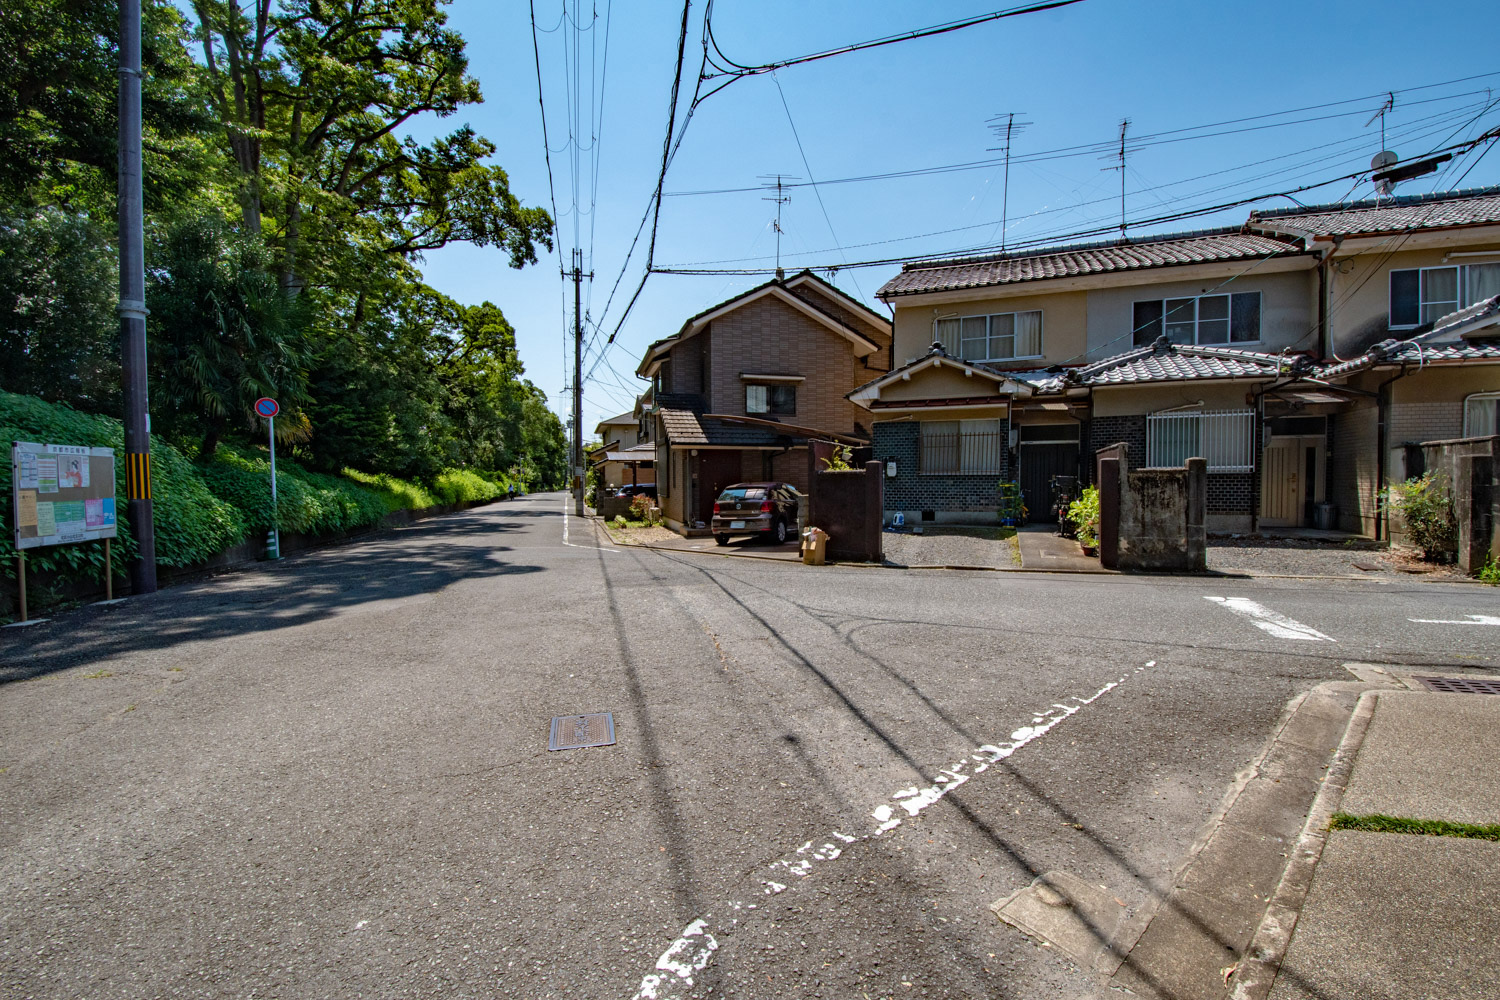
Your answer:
[920,419,1004,474]
[1146,410,1254,472]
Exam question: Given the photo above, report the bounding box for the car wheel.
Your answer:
[714,533,730,546]
[772,519,788,544]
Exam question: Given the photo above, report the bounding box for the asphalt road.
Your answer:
[2,493,1497,1000]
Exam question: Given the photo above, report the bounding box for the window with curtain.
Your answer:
[1133,292,1261,346]
[1465,392,1500,438]
[920,419,1003,474]
[746,384,795,415]
[1390,263,1500,327]
[934,310,1042,362]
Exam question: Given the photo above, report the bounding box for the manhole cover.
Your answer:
[1413,676,1500,695]
[548,712,616,751]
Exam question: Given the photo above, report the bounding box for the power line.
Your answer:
[702,0,1087,78]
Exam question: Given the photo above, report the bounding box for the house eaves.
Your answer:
[637,280,884,377]
[848,345,1038,405]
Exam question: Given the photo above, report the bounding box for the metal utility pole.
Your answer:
[118,0,156,594]
[571,249,586,517]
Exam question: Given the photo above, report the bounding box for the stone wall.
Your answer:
[1103,454,1207,572]
[808,461,884,563]
[1418,435,1498,573]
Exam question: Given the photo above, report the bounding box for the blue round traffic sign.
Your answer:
[254,397,280,418]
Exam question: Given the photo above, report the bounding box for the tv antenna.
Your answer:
[759,174,798,273]
[986,112,1032,251]
[1100,118,1131,239]
[1366,92,1396,151]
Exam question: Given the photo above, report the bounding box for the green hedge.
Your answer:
[430,468,510,505]
[341,468,439,512]
[199,447,395,536]
[0,392,247,590]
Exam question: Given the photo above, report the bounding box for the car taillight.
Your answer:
[760,500,772,513]
[713,502,721,514]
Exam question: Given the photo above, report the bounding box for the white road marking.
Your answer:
[1408,614,1500,626]
[562,495,617,551]
[1204,596,1334,641]
[629,662,1154,999]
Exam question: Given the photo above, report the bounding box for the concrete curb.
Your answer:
[1225,690,1380,1000]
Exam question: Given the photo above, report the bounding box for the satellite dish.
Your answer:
[1371,151,1399,195]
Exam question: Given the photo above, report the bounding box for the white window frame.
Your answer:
[1145,409,1254,472]
[934,310,1043,363]
[1133,291,1261,346]
[1389,263,1500,329]
[1464,391,1500,438]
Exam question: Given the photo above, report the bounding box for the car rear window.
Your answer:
[719,488,767,500]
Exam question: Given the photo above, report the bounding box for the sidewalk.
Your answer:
[1247,688,1500,1000]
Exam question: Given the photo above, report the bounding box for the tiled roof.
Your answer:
[1072,340,1302,386]
[1248,185,1500,239]
[877,229,1305,298]
[1320,295,1500,377]
[657,410,804,447]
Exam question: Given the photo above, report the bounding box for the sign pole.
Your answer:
[17,551,26,623]
[104,538,112,601]
[267,413,280,560]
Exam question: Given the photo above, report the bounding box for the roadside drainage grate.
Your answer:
[1413,676,1500,695]
[548,712,617,751]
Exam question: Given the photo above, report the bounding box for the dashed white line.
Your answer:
[629,662,1154,999]
[1205,596,1334,641]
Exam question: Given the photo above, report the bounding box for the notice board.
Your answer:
[11,442,117,550]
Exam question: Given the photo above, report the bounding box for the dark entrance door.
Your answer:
[698,450,743,526]
[1018,425,1080,523]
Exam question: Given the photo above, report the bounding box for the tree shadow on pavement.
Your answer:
[0,514,543,685]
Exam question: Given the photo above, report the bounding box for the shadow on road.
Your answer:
[0,509,543,685]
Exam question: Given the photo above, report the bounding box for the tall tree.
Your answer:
[189,0,552,291]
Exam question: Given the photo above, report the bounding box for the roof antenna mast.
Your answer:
[1100,118,1131,240]
[986,112,1032,251]
[759,173,797,276]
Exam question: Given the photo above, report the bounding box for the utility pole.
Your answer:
[571,249,589,517]
[759,174,797,275]
[118,0,156,594]
[986,112,1031,251]
[1100,118,1130,240]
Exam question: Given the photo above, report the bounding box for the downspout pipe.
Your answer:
[1374,363,1410,542]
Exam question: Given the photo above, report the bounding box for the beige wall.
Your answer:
[891,289,1087,368]
[876,362,1010,402]
[1092,382,1257,417]
[1328,227,1500,357]
[1085,269,1312,359]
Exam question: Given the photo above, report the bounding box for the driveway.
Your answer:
[2,493,1496,999]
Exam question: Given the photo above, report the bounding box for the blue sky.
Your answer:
[411,0,1500,433]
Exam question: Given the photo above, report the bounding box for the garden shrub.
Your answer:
[1387,474,1458,562]
[0,392,246,596]
[200,447,390,535]
[1068,486,1101,550]
[629,493,656,524]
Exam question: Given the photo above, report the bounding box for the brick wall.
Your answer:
[1389,401,1464,449]
[704,294,887,436]
[1205,472,1253,515]
[872,420,1013,515]
[1330,404,1379,534]
[1088,415,1147,480]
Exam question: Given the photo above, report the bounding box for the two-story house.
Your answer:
[637,270,893,534]
[590,409,655,491]
[852,184,1500,536]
